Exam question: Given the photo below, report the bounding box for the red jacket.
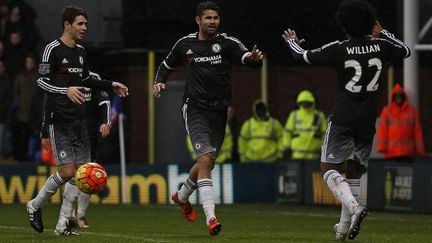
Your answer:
[377,84,424,159]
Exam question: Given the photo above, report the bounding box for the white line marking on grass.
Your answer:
[0,225,169,242]
[277,211,330,218]
[277,211,432,223]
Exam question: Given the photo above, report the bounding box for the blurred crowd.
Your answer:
[0,0,44,163]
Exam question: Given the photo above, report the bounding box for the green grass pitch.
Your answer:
[1,204,432,242]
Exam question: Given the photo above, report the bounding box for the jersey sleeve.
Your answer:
[286,39,340,65]
[36,42,68,94]
[155,39,183,84]
[378,30,411,60]
[89,71,112,127]
[97,91,111,127]
[226,35,262,68]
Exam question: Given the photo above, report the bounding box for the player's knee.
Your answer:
[197,154,215,169]
[346,167,365,179]
[58,168,75,181]
[346,160,365,179]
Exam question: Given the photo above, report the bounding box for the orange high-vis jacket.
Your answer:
[377,83,424,159]
[41,139,55,165]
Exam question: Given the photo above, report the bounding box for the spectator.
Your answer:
[0,1,10,39]
[239,100,284,163]
[0,40,5,59]
[0,60,13,160]
[3,5,38,50]
[377,83,424,161]
[12,52,37,161]
[4,30,27,78]
[283,90,327,160]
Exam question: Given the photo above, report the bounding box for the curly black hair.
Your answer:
[336,0,376,37]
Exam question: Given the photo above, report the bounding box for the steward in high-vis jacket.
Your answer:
[283,90,327,160]
[239,100,284,163]
[377,83,424,159]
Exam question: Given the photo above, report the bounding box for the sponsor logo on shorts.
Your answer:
[327,153,335,159]
[195,143,201,149]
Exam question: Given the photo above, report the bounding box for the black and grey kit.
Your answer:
[156,32,262,157]
[37,39,113,164]
[286,30,410,164]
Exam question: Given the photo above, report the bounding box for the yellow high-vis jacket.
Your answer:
[284,90,327,160]
[239,100,284,163]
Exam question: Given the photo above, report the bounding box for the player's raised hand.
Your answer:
[112,82,129,97]
[282,29,305,45]
[67,86,85,104]
[245,45,263,62]
[153,82,166,98]
[371,20,383,37]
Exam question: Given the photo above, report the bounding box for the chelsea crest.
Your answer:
[211,43,221,53]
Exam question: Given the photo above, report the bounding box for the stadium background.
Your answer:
[1,0,432,215]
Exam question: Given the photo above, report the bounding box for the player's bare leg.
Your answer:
[197,153,221,236]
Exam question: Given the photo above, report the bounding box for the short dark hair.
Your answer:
[196,1,219,17]
[62,5,87,28]
[336,0,376,37]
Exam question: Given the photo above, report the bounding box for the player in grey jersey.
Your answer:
[154,1,263,236]
[282,0,410,240]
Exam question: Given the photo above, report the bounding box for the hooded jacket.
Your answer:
[377,84,424,159]
[239,100,284,162]
[283,90,327,160]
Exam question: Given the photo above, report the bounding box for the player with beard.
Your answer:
[154,1,263,236]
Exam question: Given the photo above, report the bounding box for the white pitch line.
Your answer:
[277,211,432,223]
[0,225,169,242]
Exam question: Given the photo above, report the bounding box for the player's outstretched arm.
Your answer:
[112,82,129,97]
[282,28,311,63]
[372,21,410,58]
